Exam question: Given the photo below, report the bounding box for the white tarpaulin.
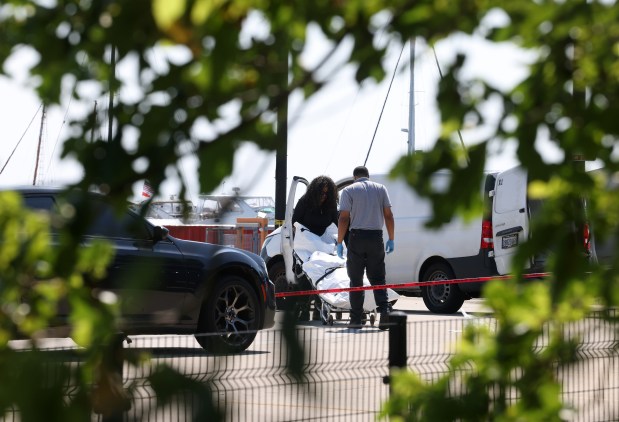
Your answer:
[293,223,399,311]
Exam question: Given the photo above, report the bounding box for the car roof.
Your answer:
[0,186,117,203]
[0,185,67,194]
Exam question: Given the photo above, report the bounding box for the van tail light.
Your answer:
[481,220,494,250]
[583,223,591,253]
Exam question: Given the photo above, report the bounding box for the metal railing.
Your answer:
[165,218,274,255]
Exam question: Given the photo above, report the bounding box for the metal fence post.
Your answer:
[385,311,407,392]
[96,333,131,422]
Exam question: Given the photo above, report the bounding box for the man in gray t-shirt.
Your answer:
[336,166,395,329]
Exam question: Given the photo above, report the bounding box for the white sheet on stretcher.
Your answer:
[293,222,399,311]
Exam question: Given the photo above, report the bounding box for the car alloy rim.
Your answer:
[215,285,255,344]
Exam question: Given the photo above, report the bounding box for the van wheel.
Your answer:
[421,263,464,314]
[269,260,292,310]
[195,276,259,354]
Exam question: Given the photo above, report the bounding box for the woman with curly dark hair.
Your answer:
[291,175,339,321]
[292,175,339,236]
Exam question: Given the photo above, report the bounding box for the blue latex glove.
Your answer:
[385,239,395,254]
[336,243,344,259]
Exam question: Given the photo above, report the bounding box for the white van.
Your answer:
[260,166,591,313]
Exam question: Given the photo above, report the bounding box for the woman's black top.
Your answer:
[292,194,338,236]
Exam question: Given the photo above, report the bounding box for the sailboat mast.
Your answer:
[33,104,46,186]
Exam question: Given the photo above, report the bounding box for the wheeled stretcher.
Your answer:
[292,223,399,326]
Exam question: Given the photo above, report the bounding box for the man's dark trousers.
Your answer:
[346,229,390,323]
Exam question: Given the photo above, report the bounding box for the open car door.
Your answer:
[491,166,531,275]
[282,176,309,284]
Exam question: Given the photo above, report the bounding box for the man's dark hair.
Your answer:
[353,166,369,178]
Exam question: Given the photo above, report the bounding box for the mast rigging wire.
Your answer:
[432,46,470,165]
[0,103,43,176]
[46,53,89,181]
[364,43,406,166]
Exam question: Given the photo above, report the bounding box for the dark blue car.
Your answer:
[14,187,276,354]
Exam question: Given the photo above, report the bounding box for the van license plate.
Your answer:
[502,234,518,249]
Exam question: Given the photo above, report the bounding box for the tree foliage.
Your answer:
[1,0,619,420]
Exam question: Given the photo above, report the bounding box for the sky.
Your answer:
[0,25,575,204]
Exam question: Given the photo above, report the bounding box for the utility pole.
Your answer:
[407,38,416,156]
[274,34,288,228]
[274,113,287,228]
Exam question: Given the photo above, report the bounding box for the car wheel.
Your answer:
[269,260,293,310]
[421,262,464,314]
[195,276,260,354]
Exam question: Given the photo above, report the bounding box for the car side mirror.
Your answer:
[153,225,169,242]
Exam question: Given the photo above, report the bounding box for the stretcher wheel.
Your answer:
[328,315,334,326]
[321,303,330,325]
[370,314,376,326]
[336,312,342,320]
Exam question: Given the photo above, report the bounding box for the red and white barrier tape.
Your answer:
[274,272,551,298]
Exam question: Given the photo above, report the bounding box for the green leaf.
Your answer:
[152,0,187,31]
